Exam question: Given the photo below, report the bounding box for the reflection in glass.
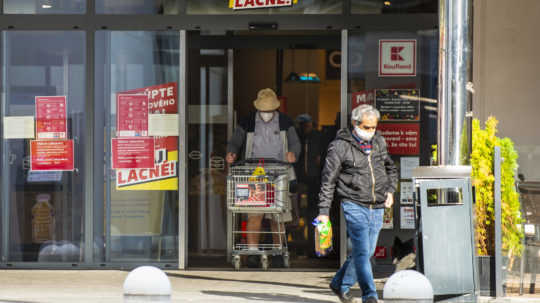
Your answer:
[96,0,179,14]
[2,31,86,262]
[427,188,463,205]
[4,0,85,14]
[187,0,341,14]
[351,0,437,14]
[95,31,179,263]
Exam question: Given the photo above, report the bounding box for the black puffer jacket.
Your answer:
[318,128,398,215]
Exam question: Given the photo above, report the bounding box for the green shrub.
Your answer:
[433,117,523,256]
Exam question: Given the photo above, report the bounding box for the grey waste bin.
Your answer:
[412,166,477,296]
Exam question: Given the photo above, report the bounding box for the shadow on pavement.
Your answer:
[201,290,335,303]
[166,273,327,290]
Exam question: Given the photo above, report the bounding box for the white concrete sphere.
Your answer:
[123,266,171,296]
[383,270,433,301]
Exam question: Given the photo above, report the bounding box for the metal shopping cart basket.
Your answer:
[227,158,291,270]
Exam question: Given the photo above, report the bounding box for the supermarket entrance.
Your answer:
[186,31,343,269]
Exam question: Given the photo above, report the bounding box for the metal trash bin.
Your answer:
[412,166,477,296]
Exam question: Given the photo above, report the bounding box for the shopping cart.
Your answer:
[227,158,291,270]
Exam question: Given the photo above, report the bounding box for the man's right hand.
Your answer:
[226,152,237,164]
[316,215,329,224]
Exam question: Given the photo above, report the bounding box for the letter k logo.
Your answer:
[390,46,405,61]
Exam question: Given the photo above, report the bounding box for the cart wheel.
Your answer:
[283,254,290,268]
[261,255,269,271]
[232,255,241,270]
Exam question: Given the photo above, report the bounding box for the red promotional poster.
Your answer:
[35,96,67,140]
[116,82,178,190]
[378,123,420,155]
[374,246,387,259]
[112,138,155,169]
[116,94,149,137]
[351,90,375,111]
[30,140,74,171]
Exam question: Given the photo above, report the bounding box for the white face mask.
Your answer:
[354,126,375,141]
[259,111,275,122]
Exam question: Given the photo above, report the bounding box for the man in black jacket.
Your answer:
[317,104,397,303]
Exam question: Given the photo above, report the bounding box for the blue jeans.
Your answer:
[330,201,384,301]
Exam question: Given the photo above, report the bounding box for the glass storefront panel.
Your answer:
[96,0,179,14]
[187,49,229,266]
[1,31,86,262]
[347,29,438,268]
[351,0,436,14]
[3,0,85,14]
[187,0,341,15]
[94,31,179,263]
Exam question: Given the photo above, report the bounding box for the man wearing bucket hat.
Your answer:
[226,88,301,268]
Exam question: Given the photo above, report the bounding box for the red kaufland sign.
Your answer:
[379,40,417,77]
[231,0,295,10]
[378,123,420,155]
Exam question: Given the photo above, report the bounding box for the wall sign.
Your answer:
[230,0,297,10]
[116,94,149,137]
[35,96,67,140]
[379,40,417,77]
[112,137,155,169]
[378,123,420,155]
[374,246,387,259]
[376,89,420,121]
[351,90,375,111]
[30,140,74,171]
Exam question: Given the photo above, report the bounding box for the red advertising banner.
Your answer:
[116,82,178,190]
[377,123,420,155]
[112,137,155,169]
[35,96,67,140]
[374,246,387,259]
[116,94,149,137]
[351,90,375,111]
[30,140,74,171]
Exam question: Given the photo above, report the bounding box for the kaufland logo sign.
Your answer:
[379,40,417,77]
[230,0,298,10]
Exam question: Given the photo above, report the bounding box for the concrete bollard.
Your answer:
[123,266,171,302]
[383,270,433,303]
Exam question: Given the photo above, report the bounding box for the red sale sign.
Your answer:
[30,140,74,171]
[116,94,149,137]
[112,138,155,169]
[35,96,67,140]
[377,123,420,155]
[116,83,178,190]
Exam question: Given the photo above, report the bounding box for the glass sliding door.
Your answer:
[1,31,86,263]
[94,31,180,264]
[187,48,230,267]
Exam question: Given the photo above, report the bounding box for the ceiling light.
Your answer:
[384,1,391,6]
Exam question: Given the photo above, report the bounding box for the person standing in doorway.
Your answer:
[317,104,397,303]
[226,88,301,268]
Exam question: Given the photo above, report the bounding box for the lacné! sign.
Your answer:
[229,0,298,10]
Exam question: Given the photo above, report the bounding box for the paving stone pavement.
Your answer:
[0,270,539,303]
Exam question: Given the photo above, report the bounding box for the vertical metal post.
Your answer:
[178,30,188,269]
[1,31,9,262]
[104,31,112,263]
[494,146,503,297]
[340,29,348,265]
[84,22,95,264]
[437,0,473,166]
[226,49,234,262]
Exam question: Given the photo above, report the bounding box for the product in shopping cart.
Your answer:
[235,183,267,206]
[313,218,333,257]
